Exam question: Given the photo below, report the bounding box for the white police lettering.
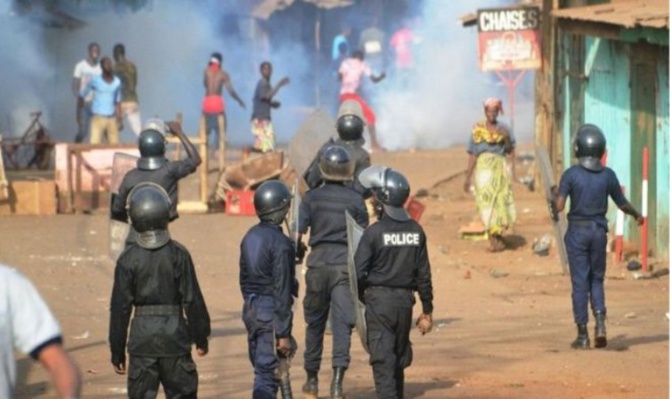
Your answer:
[382,232,420,246]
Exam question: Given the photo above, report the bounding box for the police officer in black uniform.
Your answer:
[240,180,298,399]
[304,100,372,198]
[111,120,201,232]
[553,124,643,349]
[354,165,434,399]
[109,182,211,398]
[298,145,369,399]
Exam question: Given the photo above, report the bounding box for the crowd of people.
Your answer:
[3,12,646,399]
[68,14,423,154]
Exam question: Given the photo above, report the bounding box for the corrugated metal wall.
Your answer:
[561,33,585,169]
[656,57,669,257]
[583,36,632,232]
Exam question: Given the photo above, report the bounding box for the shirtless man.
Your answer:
[202,52,245,149]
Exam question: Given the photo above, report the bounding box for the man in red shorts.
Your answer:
[202,52,245,149]
[339,50,386,152]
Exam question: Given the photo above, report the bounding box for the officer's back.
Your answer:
[240,221,295,296]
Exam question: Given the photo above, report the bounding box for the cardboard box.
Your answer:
[225,190,255,216]
[0,180,56,215]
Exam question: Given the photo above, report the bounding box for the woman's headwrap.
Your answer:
[483,98,504,115]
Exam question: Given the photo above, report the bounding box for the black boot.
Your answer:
[330,367,346,399]
[594,312,607,348]
[302,371,318,399]
[571,323,590,349]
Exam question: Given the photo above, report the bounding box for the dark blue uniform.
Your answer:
[355,215,433,399]
[298,182,368,374]
[558,165,627,324]
[239,222,296,399]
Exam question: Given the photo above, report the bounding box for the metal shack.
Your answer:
[549,0,668,258]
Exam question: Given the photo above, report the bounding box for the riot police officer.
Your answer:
[553,124,643,349]
[240,180,298,398]
[111,120,201,227]
[109,182,210,398]
[354,165,434,399]
[298,145,369,399]
[304,100,372,198]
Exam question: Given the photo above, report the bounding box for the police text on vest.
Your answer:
[383,232,420,246]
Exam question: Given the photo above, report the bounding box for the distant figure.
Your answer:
[250,61,289,153]
[358,15,386,73]
[72,42,101,143]
[330,42,349,114]
[389,19,416,88]
[331,24,352,62]
[1,263,82,399]
[339,50,385,152]
[79,56,121,144]
[202,52,245,149]
[113,43,142,136]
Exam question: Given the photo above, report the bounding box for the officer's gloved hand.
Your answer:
[295,241,307,264]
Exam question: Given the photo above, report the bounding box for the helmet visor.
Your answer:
[358,165,388,189]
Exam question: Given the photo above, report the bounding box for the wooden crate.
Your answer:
[0,179,56,215]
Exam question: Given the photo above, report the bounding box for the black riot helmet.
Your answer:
[336,99,365,142]
[127,182,171,249]
[574,124,606,172]
[254,180,292,225]
[336,114,365,142]
[358,165,411,221]
[137,129,167,171]
[319,144,354,182]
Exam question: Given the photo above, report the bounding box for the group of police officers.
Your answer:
[106,98,641,399]
[108,103,434,399]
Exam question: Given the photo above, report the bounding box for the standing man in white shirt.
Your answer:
[0,263,82,399]
[72,42,102,143]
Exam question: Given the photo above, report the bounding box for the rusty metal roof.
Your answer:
[552,0,668,29]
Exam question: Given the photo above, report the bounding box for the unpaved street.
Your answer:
[3,147,668,398]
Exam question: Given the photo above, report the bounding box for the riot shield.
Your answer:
[108,152,139,261]
[346,210,368,353]
[287,178,301,240]
[287,108,337,181]
[535,146,569,274]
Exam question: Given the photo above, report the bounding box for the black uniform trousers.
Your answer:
[303,264,355,372]
[127,354,198,399]
[365,286,414,399]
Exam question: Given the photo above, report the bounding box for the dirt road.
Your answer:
[3,146,667,398]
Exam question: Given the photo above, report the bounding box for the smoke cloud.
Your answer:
[0,0,534,150]
[372,0,535,150]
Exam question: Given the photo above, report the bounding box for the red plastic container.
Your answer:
[225,190,256,216]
